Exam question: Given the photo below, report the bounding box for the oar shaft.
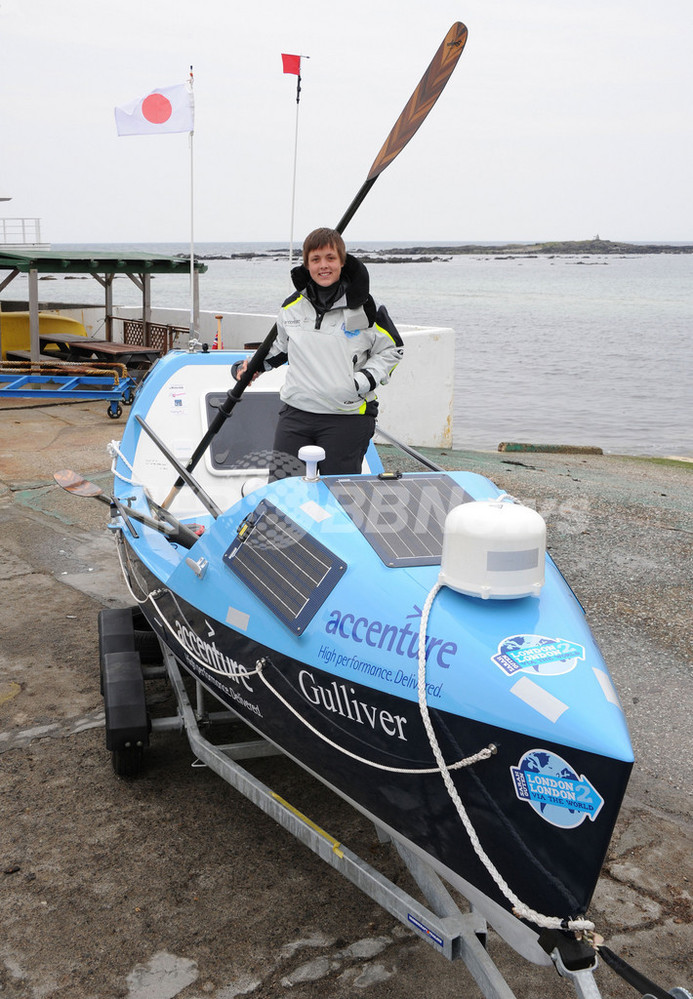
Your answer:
[335,179,377,239]
[54,470,199,547]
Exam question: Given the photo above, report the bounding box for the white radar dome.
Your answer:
[439,497,546,600]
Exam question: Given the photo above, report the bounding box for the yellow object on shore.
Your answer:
[0,311,87,358]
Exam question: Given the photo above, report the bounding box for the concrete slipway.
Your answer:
[0,397,690,999]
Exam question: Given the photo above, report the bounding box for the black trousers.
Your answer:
[273,404,376,475]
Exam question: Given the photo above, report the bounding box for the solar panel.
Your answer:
[222,499,346,634]
[326,474,472,567]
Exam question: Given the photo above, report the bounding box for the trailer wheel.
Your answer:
[112,744,145,778]
[107,403,123,420]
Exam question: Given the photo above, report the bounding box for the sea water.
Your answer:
[14,243,693,457]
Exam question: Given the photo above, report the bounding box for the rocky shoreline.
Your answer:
[186,238,693,264]
[374,238,693,256]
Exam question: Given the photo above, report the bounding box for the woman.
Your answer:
[235,227,403,475]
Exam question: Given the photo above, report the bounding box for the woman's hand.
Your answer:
[234,359,261,383]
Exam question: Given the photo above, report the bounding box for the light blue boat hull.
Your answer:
[111,351,633,964]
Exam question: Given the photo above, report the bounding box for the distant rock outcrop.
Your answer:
[185,238,692,264]
[379,239,693,256]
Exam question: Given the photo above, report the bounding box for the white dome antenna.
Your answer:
[298,445,325,482]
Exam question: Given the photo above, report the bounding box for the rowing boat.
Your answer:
[103,345,633,968]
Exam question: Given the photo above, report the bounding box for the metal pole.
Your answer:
[288,84,300,267]
[142,273,151,347]
[28,268,40,361]
[193,268,200,337]
[188,67,196,337]
[188,127,195,336]
[374,424,446,472]
[105,274,113,341]
[288,58,308,267]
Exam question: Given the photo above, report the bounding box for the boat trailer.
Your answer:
[0,360,136,418]
[98,606,691,999]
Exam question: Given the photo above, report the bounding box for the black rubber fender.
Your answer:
[102,650,149,753]
[98,607,136,695]
[98,607,136,658]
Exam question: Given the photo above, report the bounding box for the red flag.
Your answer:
[281,53,301,75]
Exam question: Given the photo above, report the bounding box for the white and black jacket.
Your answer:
[264,254,404,416]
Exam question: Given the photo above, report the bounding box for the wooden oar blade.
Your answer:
[367,22,468,182]
[54,469,104,499]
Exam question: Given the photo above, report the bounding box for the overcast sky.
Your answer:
[1,0,691,245]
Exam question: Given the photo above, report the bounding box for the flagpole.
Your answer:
[288,72,300,266]
[188,66,195,337]
[287,55,309,267]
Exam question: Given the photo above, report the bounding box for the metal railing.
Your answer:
[0,217,45,246]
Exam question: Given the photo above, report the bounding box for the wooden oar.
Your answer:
[54,468,106,500]
[54,469,200,549]
[161,22,469,511]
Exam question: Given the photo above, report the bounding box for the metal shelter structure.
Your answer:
[0,250,208,361]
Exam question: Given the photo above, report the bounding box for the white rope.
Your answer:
[108,440,176,518]
[114,533,153,606]
[254,658,495,776]
[108,439,141,487]
[417,580,595,934]
[115,518,594,932]
[116,537,494,777]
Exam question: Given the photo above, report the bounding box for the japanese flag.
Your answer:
[115,83,194,136]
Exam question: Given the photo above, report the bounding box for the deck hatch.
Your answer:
[326,474,473,567]
[205,392,282,470]
[222,499,346,634]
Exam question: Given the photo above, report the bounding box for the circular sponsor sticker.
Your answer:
[510,748,604,829]
[492,634,584,677]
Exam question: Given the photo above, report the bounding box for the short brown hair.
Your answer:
[302,228,346,266]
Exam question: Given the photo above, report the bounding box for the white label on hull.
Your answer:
[592,667,622,708]
[300,500,332,523]
[226,606,250,631]
[168,384,187,414]
[510,676,569,723]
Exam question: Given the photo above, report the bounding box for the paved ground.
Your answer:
[0,397,691,999]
